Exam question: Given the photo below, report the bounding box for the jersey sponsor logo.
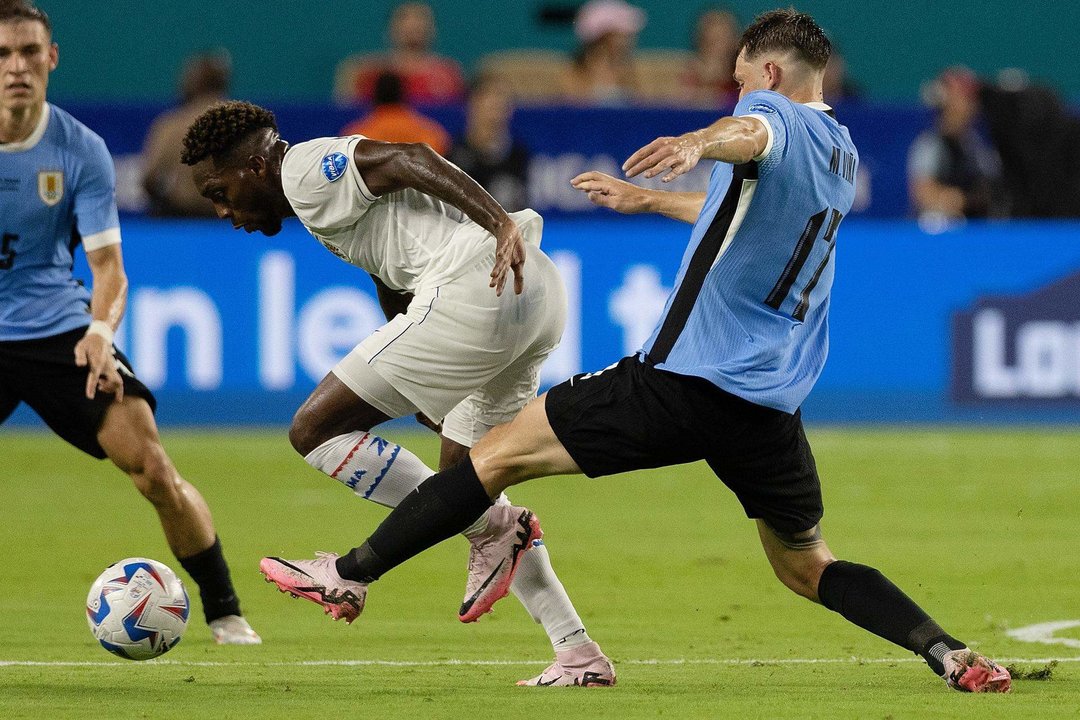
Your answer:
[747,103,777,114]
[316,236,350,262]
[37,170,64,206]
[321,152,349,183]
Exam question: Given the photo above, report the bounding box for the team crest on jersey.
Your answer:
[37,170,64,206]
[321,152,349,182]
[317,236,350,262]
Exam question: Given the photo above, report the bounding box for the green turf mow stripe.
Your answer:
[2,656,1078,668]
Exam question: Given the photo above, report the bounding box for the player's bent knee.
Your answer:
[288,408,325,457]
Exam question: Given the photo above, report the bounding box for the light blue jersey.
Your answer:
[0,103,120,341]
[642,90,858,413]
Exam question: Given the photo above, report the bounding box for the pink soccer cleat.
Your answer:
[943,649,1012,693]
[458,504,543,623]
[518,641,617,687]
[259,552,367,624]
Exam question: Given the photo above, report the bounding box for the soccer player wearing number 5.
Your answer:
[0,1,259,645]
[286,10,1012,692]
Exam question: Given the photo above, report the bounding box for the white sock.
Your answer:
[510,541,591,651]
[304,431,435,508]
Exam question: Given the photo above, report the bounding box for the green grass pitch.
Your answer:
[1,427,1078,718]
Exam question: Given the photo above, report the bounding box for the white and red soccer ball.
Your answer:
[86,557,189,660]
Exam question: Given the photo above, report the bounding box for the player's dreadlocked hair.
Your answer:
[738,8,831,70]
[180,101,278,166]
[0,0,52,32]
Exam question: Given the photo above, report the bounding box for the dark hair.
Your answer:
[181,51,232,103]
[0,0,52,33]
[737,8,830,70]
[180,101,277,166]
[372,71,404,105]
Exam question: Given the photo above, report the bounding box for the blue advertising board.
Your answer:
[66,101,927,219]
[6,217,1080,428]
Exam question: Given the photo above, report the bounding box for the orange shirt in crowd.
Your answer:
[340,104,452,156]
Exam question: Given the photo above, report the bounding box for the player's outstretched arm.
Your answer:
[351,140,526,296]
[623,116,769,182]
[76,244,128,400]
[571,172,705,224]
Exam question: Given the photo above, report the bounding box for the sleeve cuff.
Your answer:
[741,114,775,162]
[348,137,379,202]
[82,227,122,251]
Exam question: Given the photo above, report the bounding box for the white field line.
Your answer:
[1,656,1078,669]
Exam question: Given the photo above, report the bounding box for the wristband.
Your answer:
[85,320,115,346]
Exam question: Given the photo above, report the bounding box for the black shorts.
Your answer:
[0,327,156,459]
[545,356,822,535]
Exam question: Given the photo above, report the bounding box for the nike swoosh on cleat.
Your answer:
[459,559,506,616]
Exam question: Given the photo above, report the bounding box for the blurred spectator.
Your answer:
[679,8,739,107]
[559,0,646,106]
[907,67,1002,221]
[448,75,530,212]
[980,71,1080,217]
[140,51,231,216]
[821,47,862,104]
[341,71,451,155]
[340,2,465,105]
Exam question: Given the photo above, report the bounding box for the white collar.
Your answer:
[0,103,51,152]
[804,101,833,111]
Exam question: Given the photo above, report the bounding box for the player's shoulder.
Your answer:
[281,135,361,187]
[736,89,799,117]
[46,104,110,154]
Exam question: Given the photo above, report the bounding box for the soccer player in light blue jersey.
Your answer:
[0,1,258,645]
[259,9,1011,692]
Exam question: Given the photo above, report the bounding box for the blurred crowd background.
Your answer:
[9,0,1080,426]
[41,0,1080,224]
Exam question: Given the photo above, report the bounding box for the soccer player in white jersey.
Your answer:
[0,1,259,646]
[181,101,614,686]
[261,10,1012,693]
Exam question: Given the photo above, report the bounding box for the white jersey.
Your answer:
[280,135,542,293]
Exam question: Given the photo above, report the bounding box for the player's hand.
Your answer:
[74,332,124,401]
[623,131,707,182]
[571,171,651,214]
[415,412,442,434]
[490,220,526,296]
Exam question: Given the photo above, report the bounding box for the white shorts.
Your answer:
[333,241,567,448]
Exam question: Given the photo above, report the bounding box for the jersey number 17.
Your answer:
[764,208,843,322]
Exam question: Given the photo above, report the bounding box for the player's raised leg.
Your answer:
[755,520,1011,693]
[264,372,607,673]
[96,396,260,645]
[259,371,514,622]
[332,394,580,602]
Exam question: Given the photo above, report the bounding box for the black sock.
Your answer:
[817,560,965,676]
[178,536,241,624]
[335,456,494,583]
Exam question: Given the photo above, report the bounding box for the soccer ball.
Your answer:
[86,557,190,660]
